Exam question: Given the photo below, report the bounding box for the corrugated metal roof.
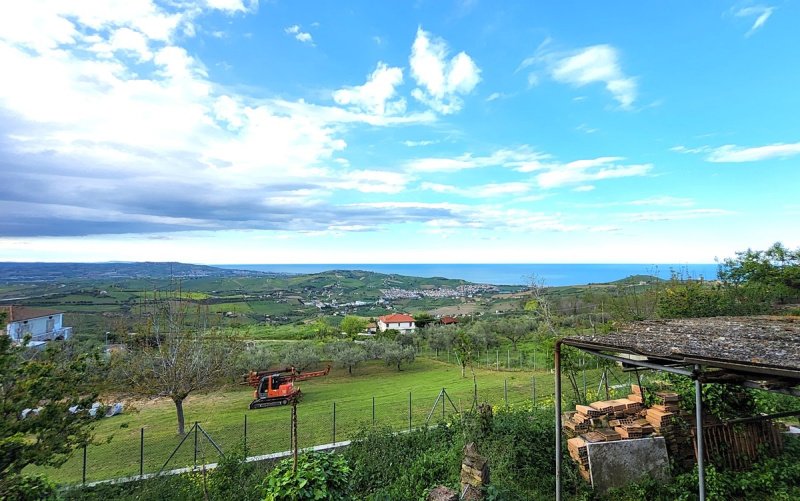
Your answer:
[564,316,800,380]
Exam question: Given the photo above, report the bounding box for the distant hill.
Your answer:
[0,262,276,282]
[605,274,665,285]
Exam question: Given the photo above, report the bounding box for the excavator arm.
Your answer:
[294,365,331,381]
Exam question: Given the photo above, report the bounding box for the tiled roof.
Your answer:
[379,313,415,323]
[1,306,63,323]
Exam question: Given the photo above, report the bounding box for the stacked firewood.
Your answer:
[562,385,686,481]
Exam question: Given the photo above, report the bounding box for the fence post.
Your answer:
[244,414,248,456]
[504,379,508,407]
[532,377,537,407]
[533,347,537,371]
[333,401,336,444]
[193,421,198,469]
[82,445,87,486]
[139,427,144,478]
[496,350,499,370]
[408,392,412,432]
[507,349,510,369]
[583,367,587,403]
[372,396,375,426]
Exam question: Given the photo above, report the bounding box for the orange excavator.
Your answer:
[245,366,330,410]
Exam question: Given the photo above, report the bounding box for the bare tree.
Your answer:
[525,274,558,335]
[116,295,238,435]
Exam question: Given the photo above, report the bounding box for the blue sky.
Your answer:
[0,0,798,263]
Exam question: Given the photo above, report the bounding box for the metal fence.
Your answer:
[39,356,633,487]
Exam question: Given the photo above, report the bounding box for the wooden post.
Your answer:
[193,421,198,469]
[292,402,298,473]
[139,428,144,478]
[408,392,412,432]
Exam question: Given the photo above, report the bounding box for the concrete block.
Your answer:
[586,436,670,494]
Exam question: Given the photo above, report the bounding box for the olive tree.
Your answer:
[281,343,322,373]
[330,342,367,375]
[115,298,239,436]
[382,342,415,371]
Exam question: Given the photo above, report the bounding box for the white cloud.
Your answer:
[581,196,695,208]
[673,141,800,162]
[0,1,451,238]
[409,27,481,114]
[734,5,775,36]
[329,170,409,194]
[573,185,595,192]
[707,142,800,162]
[420,181,532,198]
[670,145,710,154]
[420,182,462,194]
[550,45,637,108]
[536,158,651,188]
[285,24,313,44]
[625,209,734,222]
[205,0,251,13]
[403,139,438,147]
[408,148,649,189]
[407,147,549,172]
[333,62,406,116]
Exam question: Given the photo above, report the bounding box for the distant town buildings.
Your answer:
[377,313,416,334]
[379,284,497,300]
[1,306,72,347]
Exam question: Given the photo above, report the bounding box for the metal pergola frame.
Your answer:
[554,337,800,501]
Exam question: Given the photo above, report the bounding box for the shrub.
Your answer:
[261,451,351,500]
[344,424,461,500]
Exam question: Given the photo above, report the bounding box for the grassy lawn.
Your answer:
[32,358,605,485]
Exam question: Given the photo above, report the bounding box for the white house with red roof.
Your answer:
[377,313,416,334]
[1,306,72,346]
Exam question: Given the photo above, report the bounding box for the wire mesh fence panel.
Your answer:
[245,405,293,457]
[29,357,648,487]
[295,402,333,450]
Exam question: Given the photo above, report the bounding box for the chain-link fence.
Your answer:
[36,355,632,487]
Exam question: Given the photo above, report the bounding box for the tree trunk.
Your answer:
[174,397,186,436]
[461,362,466,378]
[348,365,352,375]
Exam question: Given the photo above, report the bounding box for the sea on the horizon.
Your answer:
[217,263,720,286]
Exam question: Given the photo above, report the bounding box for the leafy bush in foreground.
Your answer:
[261,451,351,500]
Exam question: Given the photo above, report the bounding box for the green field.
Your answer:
[29,357,618,486]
